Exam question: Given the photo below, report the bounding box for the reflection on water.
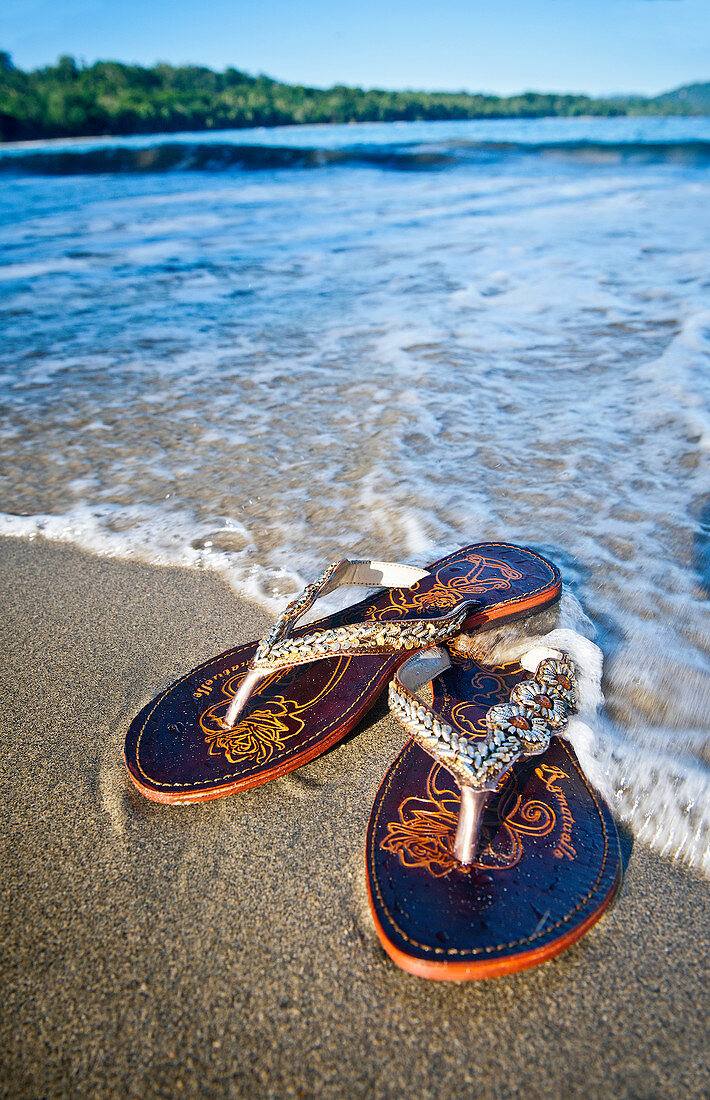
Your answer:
[1,118,708,871]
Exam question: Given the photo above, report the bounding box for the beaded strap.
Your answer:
[389,652,576,792]
[252,605,470,672]
[223,556,479,729]
[251,557,473,672]
[254,558,345,660]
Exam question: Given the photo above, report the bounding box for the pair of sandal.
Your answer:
[124,543,621,980]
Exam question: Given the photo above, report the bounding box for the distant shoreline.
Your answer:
[1,54,708,144]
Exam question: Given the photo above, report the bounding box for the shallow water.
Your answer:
[1,117,708,870]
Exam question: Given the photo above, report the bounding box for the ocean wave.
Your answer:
[2,137,710,175]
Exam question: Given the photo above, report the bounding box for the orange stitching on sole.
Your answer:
[366,738,618,970]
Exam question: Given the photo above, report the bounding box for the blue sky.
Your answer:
[1,0,708,96]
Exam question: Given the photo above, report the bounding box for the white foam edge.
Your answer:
[0,507,303,614]
[480,602,709,875]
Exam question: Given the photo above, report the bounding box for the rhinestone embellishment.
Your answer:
[253,607,468,671]
[250,558,471,674]
[389,656,577,791]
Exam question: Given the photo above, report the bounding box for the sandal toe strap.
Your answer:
[389,643,577,794]
[388,641,577,863]
[224,557,477,730]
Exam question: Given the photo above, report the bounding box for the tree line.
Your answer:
[0,53,700,143]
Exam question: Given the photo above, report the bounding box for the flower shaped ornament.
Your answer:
[536,657,576,705]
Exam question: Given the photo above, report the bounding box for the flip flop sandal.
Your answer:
[124,543,560,804]
[366,641,621,980]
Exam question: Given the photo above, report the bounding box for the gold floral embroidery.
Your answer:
[381,763,556,875]
[381,774,460,877]
[201,696,304,766]
[367,554,523,619]
[199,661,351,766]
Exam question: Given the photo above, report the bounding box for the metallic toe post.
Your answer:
[453,786,492,865]
[388,644,580,868]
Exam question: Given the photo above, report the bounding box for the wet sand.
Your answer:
[1,537,708,1099]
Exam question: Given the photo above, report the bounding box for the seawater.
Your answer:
[1,117,708,871]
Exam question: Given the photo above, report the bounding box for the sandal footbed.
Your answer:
[366,659,621,980]
[125,544,561,803]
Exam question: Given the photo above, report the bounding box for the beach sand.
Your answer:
[1,536,707,1099]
